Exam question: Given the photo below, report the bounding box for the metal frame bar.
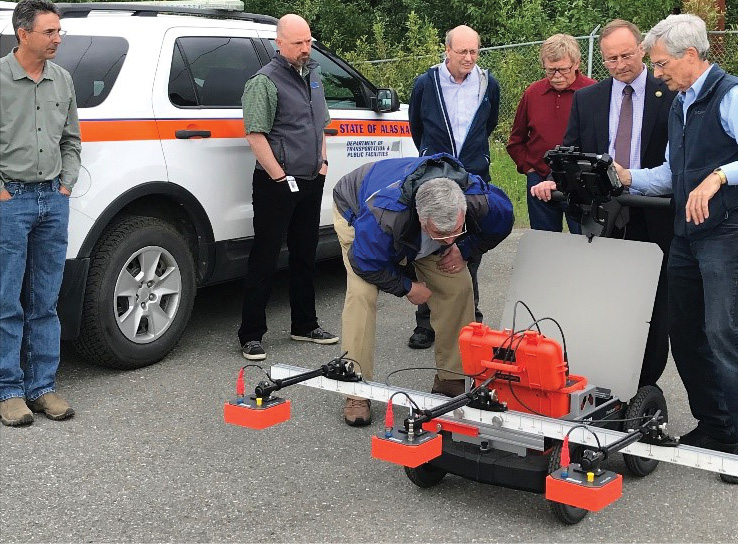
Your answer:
[270,363,738,477]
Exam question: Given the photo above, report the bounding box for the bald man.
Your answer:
[407,25,500,359]
[238,14,338,361]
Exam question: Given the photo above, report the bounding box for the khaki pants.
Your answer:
[333,204,474,382]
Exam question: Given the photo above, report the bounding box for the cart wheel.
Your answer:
[547,441,589,525]
[622,385,667,477]
[404,463,447,488]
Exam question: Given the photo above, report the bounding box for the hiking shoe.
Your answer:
[27,392,74,421]
[0,397,34,426]
[344,398,371,426]
[290,327,339,344]
[408,327,434,349]
[242,341,266,361]
[431,374,466,397]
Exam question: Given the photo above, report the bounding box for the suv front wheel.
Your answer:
[74,215,196,369]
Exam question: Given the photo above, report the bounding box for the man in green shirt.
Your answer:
[0,0,81,426]
[237,14,338,361]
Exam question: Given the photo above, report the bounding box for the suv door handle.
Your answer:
[175,129,212,139]
[324,128,338,135]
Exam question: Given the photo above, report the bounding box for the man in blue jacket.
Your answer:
[333,154,513,425]
[407,25,500,351]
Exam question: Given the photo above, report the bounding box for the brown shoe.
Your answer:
[431,374,466,397]
[344,397,371,426]
[0,397,34,426]
[27,392,75,421]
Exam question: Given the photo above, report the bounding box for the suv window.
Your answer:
[0,35,128,108]
[170,36,261,108]
[267,40,368,109]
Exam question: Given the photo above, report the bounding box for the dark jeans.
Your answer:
[238,169,324,344]
[668,212,738,443]
[415,252,483,331]
[0,179,69,402]
[526,171,581,234]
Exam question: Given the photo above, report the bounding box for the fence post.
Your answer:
[587,25,601,78]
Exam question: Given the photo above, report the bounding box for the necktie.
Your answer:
[613,85,633,230]
[614,85,634,168]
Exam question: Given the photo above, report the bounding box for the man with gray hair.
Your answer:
[0,0,81,426]
[615,13,738,483]
[333,154,513,425]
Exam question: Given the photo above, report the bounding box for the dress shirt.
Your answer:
[506,72,596,176]
[438,60,480,152]
[608,66,647,169]
[631,64,738,195]
[0,50,81,192]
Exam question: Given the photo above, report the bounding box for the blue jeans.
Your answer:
[0,179,69,402]
[668,211,738,443]
[526,171,581,234]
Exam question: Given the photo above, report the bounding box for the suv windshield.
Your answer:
[0,34,128,108]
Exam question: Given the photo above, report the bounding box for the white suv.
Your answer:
[0,2,416,369]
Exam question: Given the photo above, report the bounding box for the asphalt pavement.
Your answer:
[2,229,737,543]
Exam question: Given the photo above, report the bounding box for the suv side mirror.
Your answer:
[373,88,400,113]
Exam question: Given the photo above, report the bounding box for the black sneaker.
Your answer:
[290,327,339,344]
[242,341,266,360]
[408,327,434,349]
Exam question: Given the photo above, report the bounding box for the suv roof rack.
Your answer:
[55,3,278,25]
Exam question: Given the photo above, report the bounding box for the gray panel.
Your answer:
[500,230,663,402]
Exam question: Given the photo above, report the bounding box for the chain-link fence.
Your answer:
[357,29,738,143]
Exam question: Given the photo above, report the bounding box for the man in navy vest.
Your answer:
[615,14,738,484]
[238,14,338,362]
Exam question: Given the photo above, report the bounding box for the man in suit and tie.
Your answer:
[531,19,676,389]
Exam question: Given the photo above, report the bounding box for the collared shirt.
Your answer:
[242,61,330,134]
[506,72,597,176]
[608,66,647,169]
[0,50,81,192]
[438,60,481,151]
[631,64,738,194]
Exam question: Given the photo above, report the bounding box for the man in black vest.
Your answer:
[238,14,338,361]
[534,19,676,390]
[616,14,738,484]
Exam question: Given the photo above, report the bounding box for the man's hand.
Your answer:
[0,189,11,201]
[319,161,328,176]
[406,281,431,305]
[437,244,465,274]
[59,186,71,196]
[686,171,723,225]
[614,162,631,187]
[530,180,557,201]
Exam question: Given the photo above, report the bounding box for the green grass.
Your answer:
[488,141,529,228]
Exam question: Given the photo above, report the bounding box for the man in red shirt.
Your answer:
[507,34,595,232]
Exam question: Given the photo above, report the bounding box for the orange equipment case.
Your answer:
[459,322,587,418]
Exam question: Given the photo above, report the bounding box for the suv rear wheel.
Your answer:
[74,215,196,369]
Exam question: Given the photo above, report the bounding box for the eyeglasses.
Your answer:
[27,29,67,39]
[544,65,573,76]
[603,52,637,67]
[452,49,479,57]
[651,59,671,70]
[427,221,467,241]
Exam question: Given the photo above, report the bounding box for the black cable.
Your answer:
[566,424,603,450]
[384,366,487,386]
[512,300,540,333]
[388,390,422,412]
[242,364,275,383]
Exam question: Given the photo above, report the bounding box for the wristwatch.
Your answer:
[714,168,728,185]
[322,159,328,166]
